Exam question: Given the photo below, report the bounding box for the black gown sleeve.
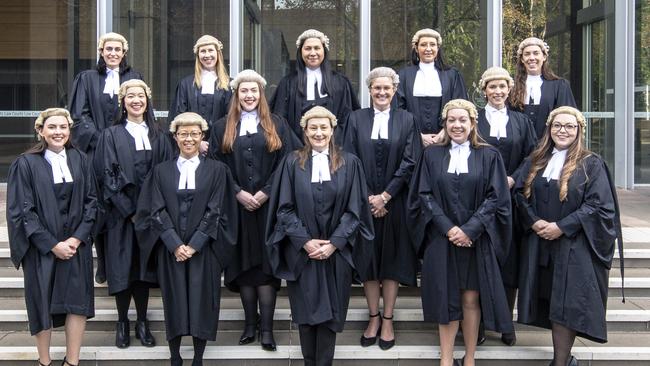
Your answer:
[260,116,303,195]
[70,152,99,244]
[69,72,99,152]
[450,69,469,100]
[168,78,191,123]
[384,112,421,197]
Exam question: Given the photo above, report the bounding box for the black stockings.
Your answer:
[551,322,576,366]
[115,281,149,322]
[239,284,277,342]
[168,336,207,365]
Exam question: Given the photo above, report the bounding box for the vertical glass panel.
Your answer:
[255,0,360,100]
[0,0,96,179]
[370,0,486,103]
[635,0,650,183]
[114,0,230,119]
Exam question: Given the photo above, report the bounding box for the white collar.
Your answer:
[177,155,200,190]
[239,110,259,136]
[306,67,327,100]
[124,120,152,151]
[103,68,120,97]
[311,149,331,183]
[413,62,442,97]
[44,148,73,184]
[447,141,471,175]
[542,148,568,181]
[485,105,508,140]
[200,69,217,95]
[371,108,390,140]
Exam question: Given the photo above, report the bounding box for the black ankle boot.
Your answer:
[135,320,156,347]
[115,320,130,348]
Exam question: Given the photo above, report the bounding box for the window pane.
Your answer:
[635,0,650,183]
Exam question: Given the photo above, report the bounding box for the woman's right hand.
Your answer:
[303,239,330,255]
[236,190,261,211]
[51,242,76,260]
[421,133,436,147]
[532,219,549,234]
[174,245,193,262]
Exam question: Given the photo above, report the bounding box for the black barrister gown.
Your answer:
[209,114,302,290]
[7,149,97,335]
[94,122,173,294]
[270,71,360,142]
[69,68,144,153]
[396,65,468,134]
[266,152,374,332]
[408,145,514,333]
[514,154,623,343]
[516,77,576,139]
[169,76,232,140]
[134,158,238,341]
[477,108,537,287]
[343,108,421,285]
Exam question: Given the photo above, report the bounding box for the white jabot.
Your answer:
[371,108,390,140]
[525,75,543,105]
[306,67,328,101]
[239,110,259,136]
[542,148,568,181]
[485,104,509,140]
[44,149,73,184]
[447,141,471,175]
[125,120,152,151]
[413,62,442,97]
[103,68,120,97]
[177,156,200,190]
[200,70,217,95]
[311,150,331,183]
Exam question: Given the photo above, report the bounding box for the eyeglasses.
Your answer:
[176,131,203,139]
[550,122,578,132]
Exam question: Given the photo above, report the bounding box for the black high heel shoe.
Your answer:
[501,330,517,346]
[378,314,395,350]
[135,320,156,347]
[260,330,277,351]
[477,322,486,345]
[61,357,78,366]
[239,318,259,345]
[38,360,51,366]
[359,312,381,347]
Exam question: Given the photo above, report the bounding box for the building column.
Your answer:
[359,0,371,108]
[486,0,502,67]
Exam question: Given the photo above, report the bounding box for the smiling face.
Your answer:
[238,81,260,112]
[175,124,203,159]
[416,36,439,64]
[485,79,510,109]
[301,38,325,69]
[197,44,218,71]
[521,45,547,76]
[38,115,70,153]
[305,117,333,152]
[445,108,472,145]
[123,86,147,122]
[549,113,579,150]
[370,77,396,111]
[101,40,125,69]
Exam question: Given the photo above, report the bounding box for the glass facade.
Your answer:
[635,0,650,184]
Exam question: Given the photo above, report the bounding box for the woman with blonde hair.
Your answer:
[515,106,623,366]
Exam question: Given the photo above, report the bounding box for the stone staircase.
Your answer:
[0,185,649,365]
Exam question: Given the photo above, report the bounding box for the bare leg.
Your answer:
[34,328,52,365]
[551,322,577,366]
[460,290,480,366]
[439,321,460,366]
[64,314,87,364]
[380,279,399,341]
[362,280,381,337]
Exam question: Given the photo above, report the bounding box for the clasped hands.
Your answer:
[303,239,336,260]
[447,226,472,247]
[369,192,391,218]
[421,131,444,147]
[236,190,268,211]
[532,219,563,241]
[174,244,197,262]
[51,237,81,260]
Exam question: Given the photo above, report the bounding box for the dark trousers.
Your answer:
[298,324,337,366]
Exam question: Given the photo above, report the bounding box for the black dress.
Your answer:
[515,77,576,140]
[514,154,623,343]
[208,114,302,291]
[396,65,468,134]
[135,158,239,341]
[265,151,374,332]
[343,108,421,286]
[7,149,97,335]
[93,122,173,294]
[408,145,513,333]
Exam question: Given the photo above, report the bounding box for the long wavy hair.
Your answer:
[221,82,282,153]
[523,106,590,202]
[509,44,560,110]
[193,45,230,90]
[297,124,343,174]
[295,38,334,99]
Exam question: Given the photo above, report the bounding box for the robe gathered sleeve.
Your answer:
[94,130,136,219]
[69,73,99,152]
[385,113,420,197]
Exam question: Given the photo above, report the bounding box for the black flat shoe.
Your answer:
[260,330,277,351]
[477,323,486,345]
[135,320,156,347]
[115,320,130,348]
[501,331,516,346]
[239,323,258,345]
[359,312,381,347]
[61,357,78,366]
[378,314,395,350]
[38,360,52,366]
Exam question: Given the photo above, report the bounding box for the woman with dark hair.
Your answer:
[69,32,143,284]
[509,37,576,140]
[169,34,232,152]
[136,112,238,366]
[396,28,468,148]
[94,79,173,349]
[514,106,623,366]
[266,106,374,366]
[409,99,513,366]
[209,69,300,351]
[343,67,420,350]
[7,108,97,366]
[475,66,537,346]
[270,29,359,142]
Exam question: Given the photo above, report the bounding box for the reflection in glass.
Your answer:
[635,0,650,183]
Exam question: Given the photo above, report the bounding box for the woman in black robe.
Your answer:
[476,66,537,346]
[208,69,301,351]
[169,35,232,151]
[7,108,97,366]
[94,79,173,349]
[509,37,577,140]
[68,32,142,284]
[343,67,420,350]
[514,106,623,366]
[135,112,238,366]
[270,29,360,142]
[266,106,374,366]
[408,99,513,366]
[396,28,468,148]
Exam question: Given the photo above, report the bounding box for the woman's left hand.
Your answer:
[253,191,269,206]
[308,243,337,260]
[448,226,472,247]
[537,222,563,241]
